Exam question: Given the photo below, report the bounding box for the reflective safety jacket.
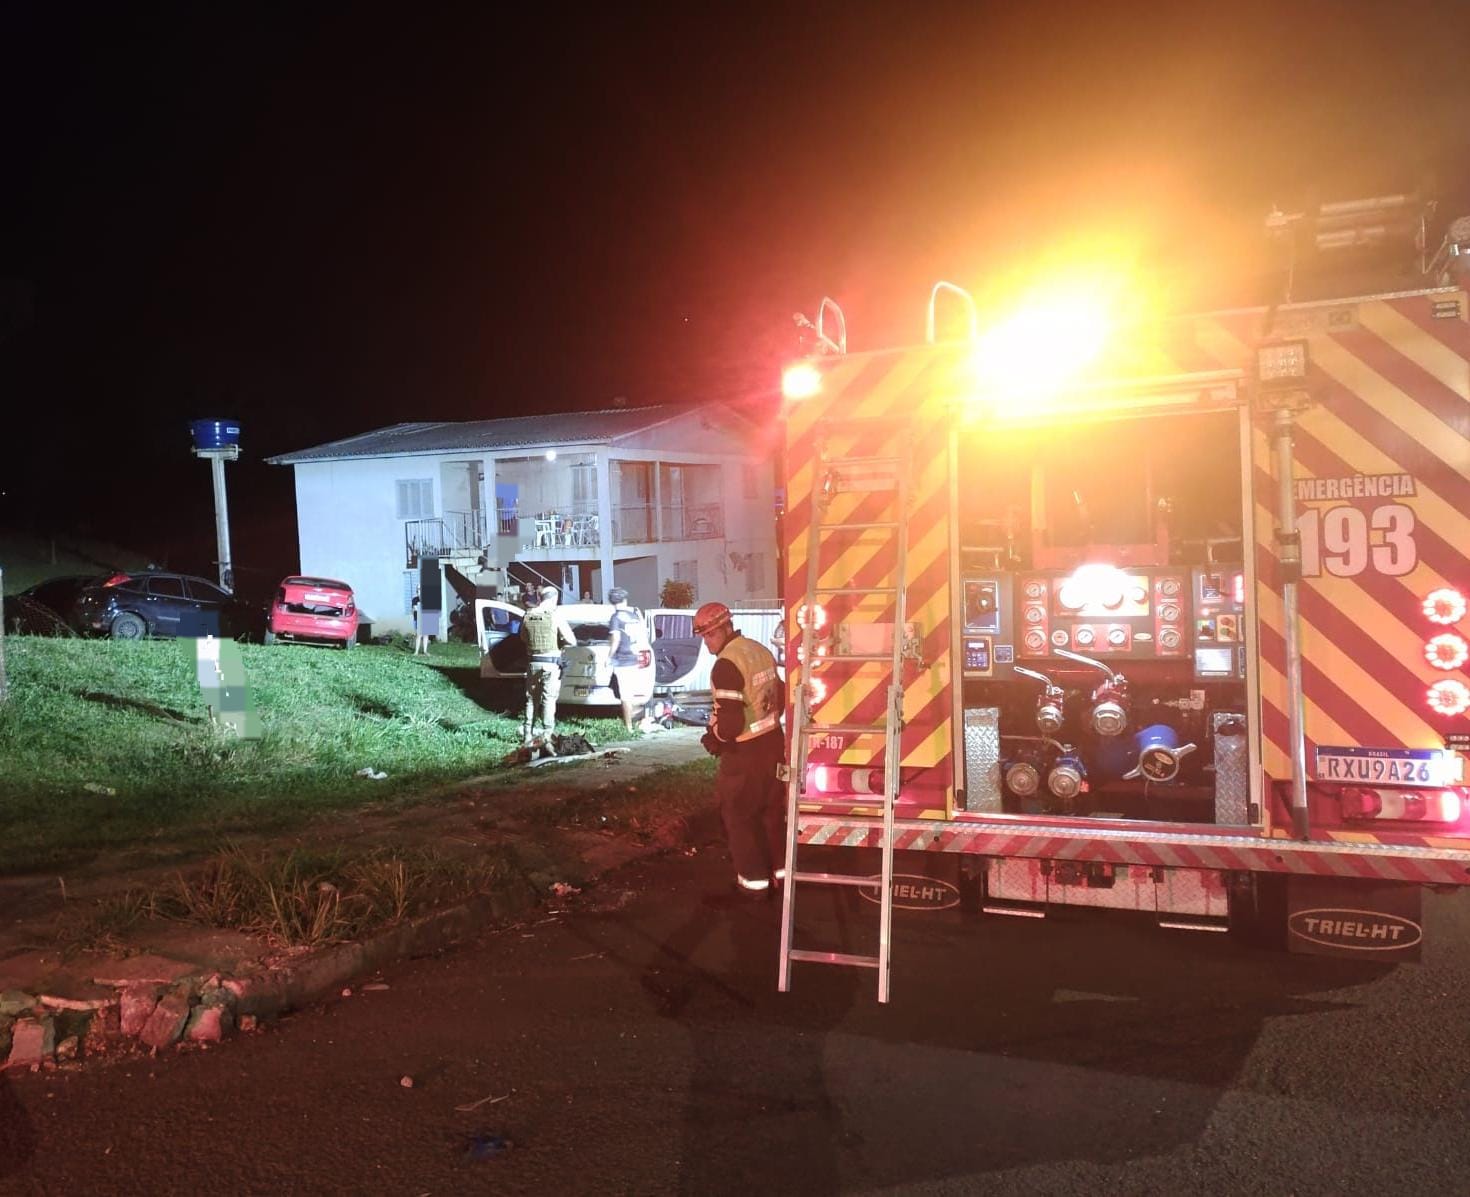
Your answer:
[712,633,782,742]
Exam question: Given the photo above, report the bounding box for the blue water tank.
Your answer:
[189,419,242,452]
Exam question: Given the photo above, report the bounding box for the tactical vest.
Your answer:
[522,608,560,656]
[715,634,781,741]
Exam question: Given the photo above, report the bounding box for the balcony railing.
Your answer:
[405,509,488,565]
[659,502,723,541]
[612,504,654,545]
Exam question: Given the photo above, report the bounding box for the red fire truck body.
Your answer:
[780,280,1470,959]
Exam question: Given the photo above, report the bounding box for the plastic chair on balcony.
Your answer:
[534,514,558,548]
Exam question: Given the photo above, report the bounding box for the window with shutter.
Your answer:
[396,479,434,519]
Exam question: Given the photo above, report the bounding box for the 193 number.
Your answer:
[1297,503,1417,578]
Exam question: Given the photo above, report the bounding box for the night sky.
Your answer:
[3,2,1469,591]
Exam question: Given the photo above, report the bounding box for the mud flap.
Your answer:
[1285,876,1423,961]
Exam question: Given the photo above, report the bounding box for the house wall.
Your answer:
[286,407,781,635]
[606,410,780,607]
[294,457,434,632]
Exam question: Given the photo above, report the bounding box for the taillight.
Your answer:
[1423,588,1467,626]
[636,648,652,669]
[809,765,878,794]
[1426,633,1469,670]
[1340,786,1463,823]
[103,573,131,587]
[1428,679,1470,717]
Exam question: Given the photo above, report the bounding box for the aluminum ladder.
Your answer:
[778,420,912,1004]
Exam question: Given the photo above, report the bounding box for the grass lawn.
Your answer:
[0,636,640,873]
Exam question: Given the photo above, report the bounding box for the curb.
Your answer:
[2,803,724,1072]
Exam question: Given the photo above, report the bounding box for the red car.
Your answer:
[266,576,358,649]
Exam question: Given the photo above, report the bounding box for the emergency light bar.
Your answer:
[782,362,823,401]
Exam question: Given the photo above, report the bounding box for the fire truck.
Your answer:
[776,197,1470,1001]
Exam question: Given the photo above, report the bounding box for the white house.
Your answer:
[266,403,781,635]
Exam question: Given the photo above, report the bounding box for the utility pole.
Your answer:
[190,420,241,592]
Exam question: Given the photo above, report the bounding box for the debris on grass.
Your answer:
[454,1092,509,1113]
[354,767,388,781]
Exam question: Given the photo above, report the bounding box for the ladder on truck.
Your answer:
[778,420,912,1004]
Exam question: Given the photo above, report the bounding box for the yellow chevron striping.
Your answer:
[1193,318,1253,373]
[1249,427,1454,595]
[1291,599,1441,749]
[1298,418,1464,581]
[1253,547,1363,747]
[1356,301,1470,401]
[902,718,952,769]
[1308,337,1470,505]
[852,354,942,420]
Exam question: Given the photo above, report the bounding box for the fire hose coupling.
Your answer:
[1121,723,1197,783]
[1004,759,1042,799]
[1054,647,1129,737]
[1047,748,1087,801]
[1013,665,1065,735]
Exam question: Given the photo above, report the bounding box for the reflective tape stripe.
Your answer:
[737,715,780,740]
[737,874,770,890]
[713,689,744,701]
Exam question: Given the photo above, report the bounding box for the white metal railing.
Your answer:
[528,504,601,548]
[404,509,488,563]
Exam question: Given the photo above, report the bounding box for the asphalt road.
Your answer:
[3,837,1469,1196]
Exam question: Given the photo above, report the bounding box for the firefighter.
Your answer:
[693,600,786,904]
[519,585,576,751]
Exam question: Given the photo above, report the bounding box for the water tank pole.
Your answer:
[189,419,242,593]
[208,452,235,592]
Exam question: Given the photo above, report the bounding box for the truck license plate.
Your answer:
[1314,746,1460,788]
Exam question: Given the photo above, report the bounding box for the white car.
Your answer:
[475,601,652,708]
[474,599,782,709]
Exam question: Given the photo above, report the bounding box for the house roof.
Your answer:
[265,403,720,465]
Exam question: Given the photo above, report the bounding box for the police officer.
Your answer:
[520,585,576,750]
[694,601,786,903]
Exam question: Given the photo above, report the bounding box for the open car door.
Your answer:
[474,598,528,679]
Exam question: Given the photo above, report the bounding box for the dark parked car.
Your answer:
[74,571,259,640]
[3,574,99,635]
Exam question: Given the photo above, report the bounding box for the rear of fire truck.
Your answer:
[780,198,1470,962]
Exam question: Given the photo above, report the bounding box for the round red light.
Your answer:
[1425,633,1470,671]
[796,603,828,633]
[1427,679,1470,717]
[1423,588,1467,626]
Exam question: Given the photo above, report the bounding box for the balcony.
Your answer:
[405,509,487,565]
[659,502,723,541]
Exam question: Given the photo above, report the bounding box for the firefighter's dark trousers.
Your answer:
[714,728,786,887]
